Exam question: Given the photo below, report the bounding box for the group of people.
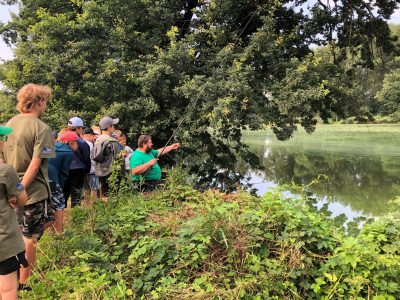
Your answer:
[0,83,180,298]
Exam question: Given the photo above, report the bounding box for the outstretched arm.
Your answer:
[157,143,180,157]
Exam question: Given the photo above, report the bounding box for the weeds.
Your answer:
[21,168,400,299]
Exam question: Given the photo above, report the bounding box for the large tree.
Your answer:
[1,0,399,180]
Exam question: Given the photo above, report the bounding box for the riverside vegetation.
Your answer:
[22,168,400,299]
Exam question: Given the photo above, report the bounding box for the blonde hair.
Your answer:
[16,84,52,113]
[57,128,68,142]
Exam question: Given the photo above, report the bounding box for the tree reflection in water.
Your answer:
[244,144,400,217]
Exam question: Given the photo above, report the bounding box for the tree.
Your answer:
[376,64,400,115]
[1,0,399,180]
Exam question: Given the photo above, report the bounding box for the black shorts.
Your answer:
[99,174,111,197]
[133,180,164,192]
[84,174,99,191]
[14,198,55,240]
[0,252,28,275]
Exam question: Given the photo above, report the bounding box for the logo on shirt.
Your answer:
[16,182,23,190]
[42,146,53,154]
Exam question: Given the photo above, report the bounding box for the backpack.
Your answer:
[93,140,111,163]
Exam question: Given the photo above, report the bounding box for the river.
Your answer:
[242,124,400,219]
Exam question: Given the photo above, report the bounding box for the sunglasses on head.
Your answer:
[0,135,8,142]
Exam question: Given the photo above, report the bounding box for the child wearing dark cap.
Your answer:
[0,126,29,299]
[82,127,99,201]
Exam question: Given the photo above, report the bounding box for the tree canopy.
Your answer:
[1,0,400,179]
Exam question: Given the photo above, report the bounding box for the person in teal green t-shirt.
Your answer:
[130,135,180,190]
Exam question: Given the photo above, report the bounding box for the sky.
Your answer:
[0,3,18,61]
[1,2,400,61]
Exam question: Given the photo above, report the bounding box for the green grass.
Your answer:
[242,124,400,157]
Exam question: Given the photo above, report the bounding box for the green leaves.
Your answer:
[2,0,399,179]
[23,169,400,298]
[376,68,400,115]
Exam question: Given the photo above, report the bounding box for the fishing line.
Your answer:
[139,6,260,188]
[161,7,260,154]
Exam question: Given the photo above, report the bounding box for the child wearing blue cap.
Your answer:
[0,126,29,299]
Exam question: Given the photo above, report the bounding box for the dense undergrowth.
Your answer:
[22,169,400,299]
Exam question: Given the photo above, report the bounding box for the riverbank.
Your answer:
[20,170,400,299]
[243,124,400,156]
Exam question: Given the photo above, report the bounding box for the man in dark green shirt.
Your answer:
[130,135,180,191]
[0,125,28,298]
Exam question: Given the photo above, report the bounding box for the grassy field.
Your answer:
[242,124,400,156]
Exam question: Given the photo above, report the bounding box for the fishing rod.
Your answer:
[139,7,260,191]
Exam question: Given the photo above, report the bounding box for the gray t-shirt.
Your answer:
[124,146,134,170]
[85,140,95,174]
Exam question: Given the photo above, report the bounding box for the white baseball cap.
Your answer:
[68,117,85,127]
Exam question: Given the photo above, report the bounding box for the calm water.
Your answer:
[242,125,400,219]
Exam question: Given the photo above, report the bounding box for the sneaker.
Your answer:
[18,283,32,291]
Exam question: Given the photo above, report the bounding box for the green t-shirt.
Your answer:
[130,149,162,181]
[0,164,25,261]
[3,115,55,205]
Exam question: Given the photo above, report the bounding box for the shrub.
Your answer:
[21,172,400,299]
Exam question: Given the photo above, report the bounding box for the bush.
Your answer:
[22,173,400,299]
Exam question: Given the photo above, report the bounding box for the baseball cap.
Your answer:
[0,126,13,135]
[68,117,85,127]
[83,127,94,135]
[60,131,79,143]
[99,116,119,130]
[92,126,101,135]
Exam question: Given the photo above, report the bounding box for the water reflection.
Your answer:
[247,144,400,217]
